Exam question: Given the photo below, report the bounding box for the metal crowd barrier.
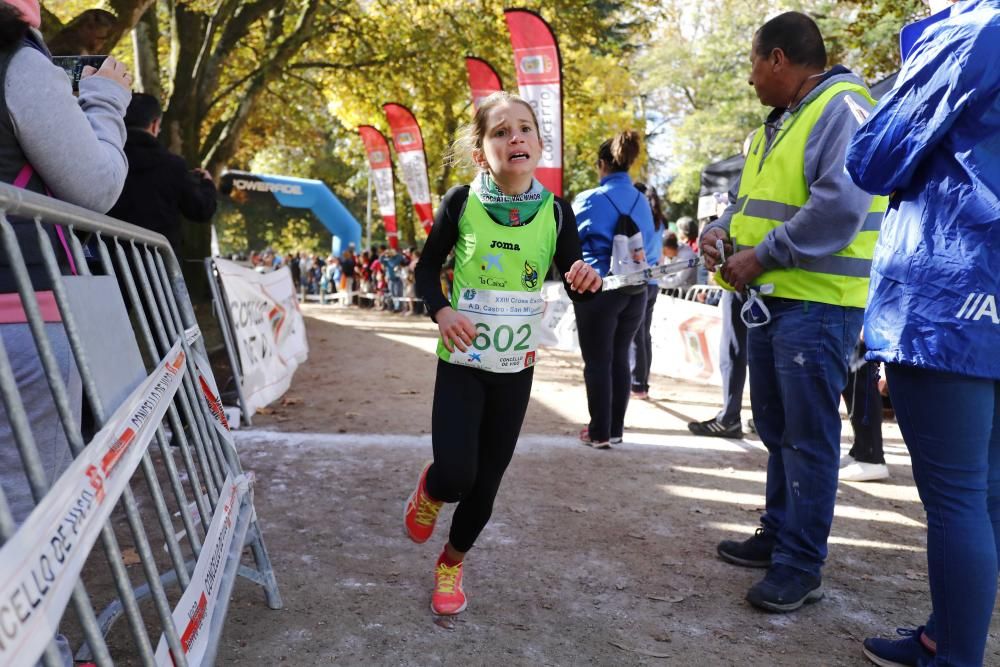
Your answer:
[680,285,724,303]
[0,182,281,666]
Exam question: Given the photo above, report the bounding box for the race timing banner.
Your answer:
[357,125,400,249]
[214,259,309,415]
[465,56,504,112]
[0,340,187,666]
[383,103,434,234]
[505,8,564,197]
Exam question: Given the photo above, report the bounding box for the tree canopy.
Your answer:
[639,0,926,210]
[39,0,927,260]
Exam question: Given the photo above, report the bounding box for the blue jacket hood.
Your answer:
[846,0,1000,379]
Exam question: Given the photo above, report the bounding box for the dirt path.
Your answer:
[218,305,1000,666]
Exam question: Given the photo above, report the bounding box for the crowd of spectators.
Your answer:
[266,244,425,314]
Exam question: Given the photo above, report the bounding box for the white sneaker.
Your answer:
[840,461,890,482]
[839,453,856,468]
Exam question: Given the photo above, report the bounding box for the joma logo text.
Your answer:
[489,240,520,251]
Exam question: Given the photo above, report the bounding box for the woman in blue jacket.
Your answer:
[846,1,1000,665]
[573,131,655,447]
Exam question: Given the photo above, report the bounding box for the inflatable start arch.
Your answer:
[219,171,363,256]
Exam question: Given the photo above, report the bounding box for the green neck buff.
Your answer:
[470,171,549,227]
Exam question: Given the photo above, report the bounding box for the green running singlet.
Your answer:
[437,190,557,373]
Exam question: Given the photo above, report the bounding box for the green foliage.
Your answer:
[638,0,930,212]
[45,0,927,250]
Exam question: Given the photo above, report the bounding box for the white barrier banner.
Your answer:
[538,280,578,351]
[0,341,186,666]
[154,473,247,667]
[536,286,724,385]
[649,294,723,386]
[213,259,309,414]
[192,348,234,448]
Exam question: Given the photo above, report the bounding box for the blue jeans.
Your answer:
[389,278,403,311]
[750,299,863,577]
[717,290,748,426]
[631,283,659,393]
[886,364,1000,667]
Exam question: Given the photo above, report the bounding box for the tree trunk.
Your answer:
[45,1,155,55]
[400,206,416,248]
[162,3,206,161]
[132,6,162,98]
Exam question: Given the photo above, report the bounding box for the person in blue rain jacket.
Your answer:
[846,1,1000,665]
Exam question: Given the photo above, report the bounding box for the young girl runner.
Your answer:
[410,91,601,615]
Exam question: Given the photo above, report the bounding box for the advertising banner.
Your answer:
[383,103,434,234]
[505,8,563,196]
[536,285,724,386]
[648,294,723,386]
[214,259,309,414]
[155,473,249,667]
[465,56,504,112]
[358,125,399,249]
[0,341,187,667]
[538,280,578,351]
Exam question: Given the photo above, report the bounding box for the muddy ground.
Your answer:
[213,305,1000,666]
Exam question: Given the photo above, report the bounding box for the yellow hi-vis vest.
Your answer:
[726,81,889,308]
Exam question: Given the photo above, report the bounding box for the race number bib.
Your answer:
[451,288,545,373]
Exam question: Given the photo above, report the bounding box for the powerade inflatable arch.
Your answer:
[219,170,362,256]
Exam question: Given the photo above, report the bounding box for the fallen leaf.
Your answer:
[280,396,302,406]
[432,615,457,630]
[257,407,275,415]
[121,548,141,566]
[608,641,671,659]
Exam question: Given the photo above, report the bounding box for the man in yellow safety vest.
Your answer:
[700,11,888,613]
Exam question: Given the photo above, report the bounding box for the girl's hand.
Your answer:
[564,260,602,293]
[81,56,133,91]
[435,307,476,352]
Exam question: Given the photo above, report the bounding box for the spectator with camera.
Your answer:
[108,92,217,255]
[0,2,131,663]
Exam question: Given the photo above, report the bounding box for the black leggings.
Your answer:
[424,359,534,553]
[843,359,885,464]
[574,289,647,441]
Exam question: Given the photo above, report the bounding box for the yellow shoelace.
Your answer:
[415,492,443,526]
[435,563,462,594]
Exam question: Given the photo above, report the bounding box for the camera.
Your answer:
[51,55,108,93]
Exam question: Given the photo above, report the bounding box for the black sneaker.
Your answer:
[717,527,775,568]
[688,418,742,438]
[746,563,823,613]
